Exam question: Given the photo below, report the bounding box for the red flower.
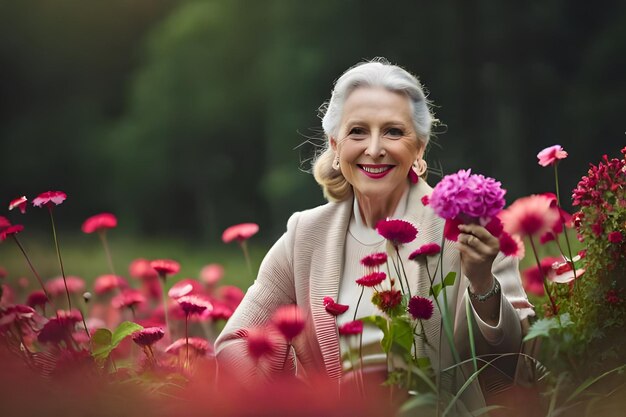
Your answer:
[421,195,430,206]
[132,327,164,347]
[150,259,180,276]
[0,216,10,230]
[355,272,387,287]
[499,232,525,258]
[45,276,85,296]
[246,327,277,360]
[165,337,213,356]
[0,224,24,241]
[323,297,349,316]
[8,196,27,214]
[200,263,224,285]
[484,216,504,238]
[94,274,128,295]
[375,219,418,247]
[177,295,212,316]
[608,231,623,243]
[129,258,159,280]
[338,320,363,336]
[222,223,259,243]
[537,145,568,167]
[271,304,305,341]
[37,309,82,344]
[443,217,463,241]
[360,252,388,268]
[168,278,203,299]
[209,300,233,321]
[81,213,117,234]
[26,290,49,308]
[408,243,441,260]
[606,289,622,305]
[32,191,67,208]
[217,285,245,310]
[549,258,585,284]
[372,289,403,313]
[408,296,434,320]
[111,289,146,309]
[499,194,560,238]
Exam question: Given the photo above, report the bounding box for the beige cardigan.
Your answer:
[215,180,530,406]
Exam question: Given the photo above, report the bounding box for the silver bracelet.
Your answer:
[468,278,501,302]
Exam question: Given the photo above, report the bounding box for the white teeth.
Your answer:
[361,166,390,174]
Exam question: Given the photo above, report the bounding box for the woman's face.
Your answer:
[331,87,423,204]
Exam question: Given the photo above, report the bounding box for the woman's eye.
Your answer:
[349,127,365,135]
[386,128,404,137]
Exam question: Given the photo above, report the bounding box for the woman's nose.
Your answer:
[365,135,385,157]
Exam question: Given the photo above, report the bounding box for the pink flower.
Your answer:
[168,278,203,299]
[37,309,82,344]
[200,264,224,285]
[222,223,259,243]
[421,195,430,206]
[81,213,117,234]
[338,320,363,335]
[408,243,441,260]
[26,290,49,308]
[408,296,434,320]
[165,337,213,356]
[323,297,349,316]
[46,276,85,296]
[271,305,305,341]
[0,216,11,230]
[246,327,277,360]
[430,169,506,221]
[129,258,159,280]
[32,191,67,208]
[217,285,245,310]
[150,259,180,276]
[549,259,585,284]
[94,274,128,295]
[521,257,561,296]
[132,327,164,347]
[111,289,146,309]
[8,196,27,214]
[372,289,403,313]
[608,231,623,243]
[355,272,387,287]
[605,289,622,305]
[537,145,568,167]
[499,194,560,238]
[376,219,418,246]
[360,252,387,268]
[498,232,525,258]
[0,224,24,241]
[177,295,212,316]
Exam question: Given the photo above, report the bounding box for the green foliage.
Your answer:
[430,271,456,298]
[92,321,144,363]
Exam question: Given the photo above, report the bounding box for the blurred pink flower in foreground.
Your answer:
[271,305,305,342]
[129,258,159,280]
[499,194,560,238]
[0,224,24,241]
[81,213,117,234]
[8,196,27,214]
[46,276,85,297]
[246,327,277,360]
[521,256,561,296]
[112,289,146,310]
[537,145,568,167]
[168,279,203,299]
[150,259,180,276]
[222,223,259,243]
[32,191,67,208]
[165,337,213,356]
[94,274,128,295]
[200,264,224,286]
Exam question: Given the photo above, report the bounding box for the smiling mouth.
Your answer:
[358,164,394,178]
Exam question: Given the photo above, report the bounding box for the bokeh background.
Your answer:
[1,0,624,283]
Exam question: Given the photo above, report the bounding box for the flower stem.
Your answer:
[11,235,51,301]
[240,241,253,278]
[353,287,364,321]
[98,230,116,275]
[159,275,171,340]
[395,247,412,298]
[553,163,577,282]
[185,314,189,370]
[48,207,71,310]
[528,236,558,315]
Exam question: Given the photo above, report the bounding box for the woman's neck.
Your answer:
[355,184,409,229]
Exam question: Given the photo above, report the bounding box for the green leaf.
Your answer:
[430,283,442,298]
[391,317,414,352]
[111,321,144,348]
[399,392,437,415]
[91,329,113,360]
[559,313,574,327]
[523,317,559,342]
[443,271,456,287]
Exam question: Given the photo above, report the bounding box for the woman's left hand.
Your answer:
[457,223,500,294]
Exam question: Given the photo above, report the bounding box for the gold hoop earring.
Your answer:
[415,159,427,177]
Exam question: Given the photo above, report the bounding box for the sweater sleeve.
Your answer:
[214,212,300,384]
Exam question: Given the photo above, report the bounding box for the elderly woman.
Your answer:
[215,59,529,409]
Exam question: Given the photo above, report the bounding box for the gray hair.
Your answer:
[313,58,435,202]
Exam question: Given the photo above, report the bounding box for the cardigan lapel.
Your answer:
[309,199,352,380]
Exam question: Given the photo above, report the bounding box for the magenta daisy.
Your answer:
[271,304,305,341]
[376,219,418,247]
[338,320,363,336]
[132,327,164,347]
[8,196,28,214]
[408,243,441,260]
[408,296,434,320]
[323,296,349,316]
[355,271,387,287]
[360,252,388,268]
[537,145,568,167]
